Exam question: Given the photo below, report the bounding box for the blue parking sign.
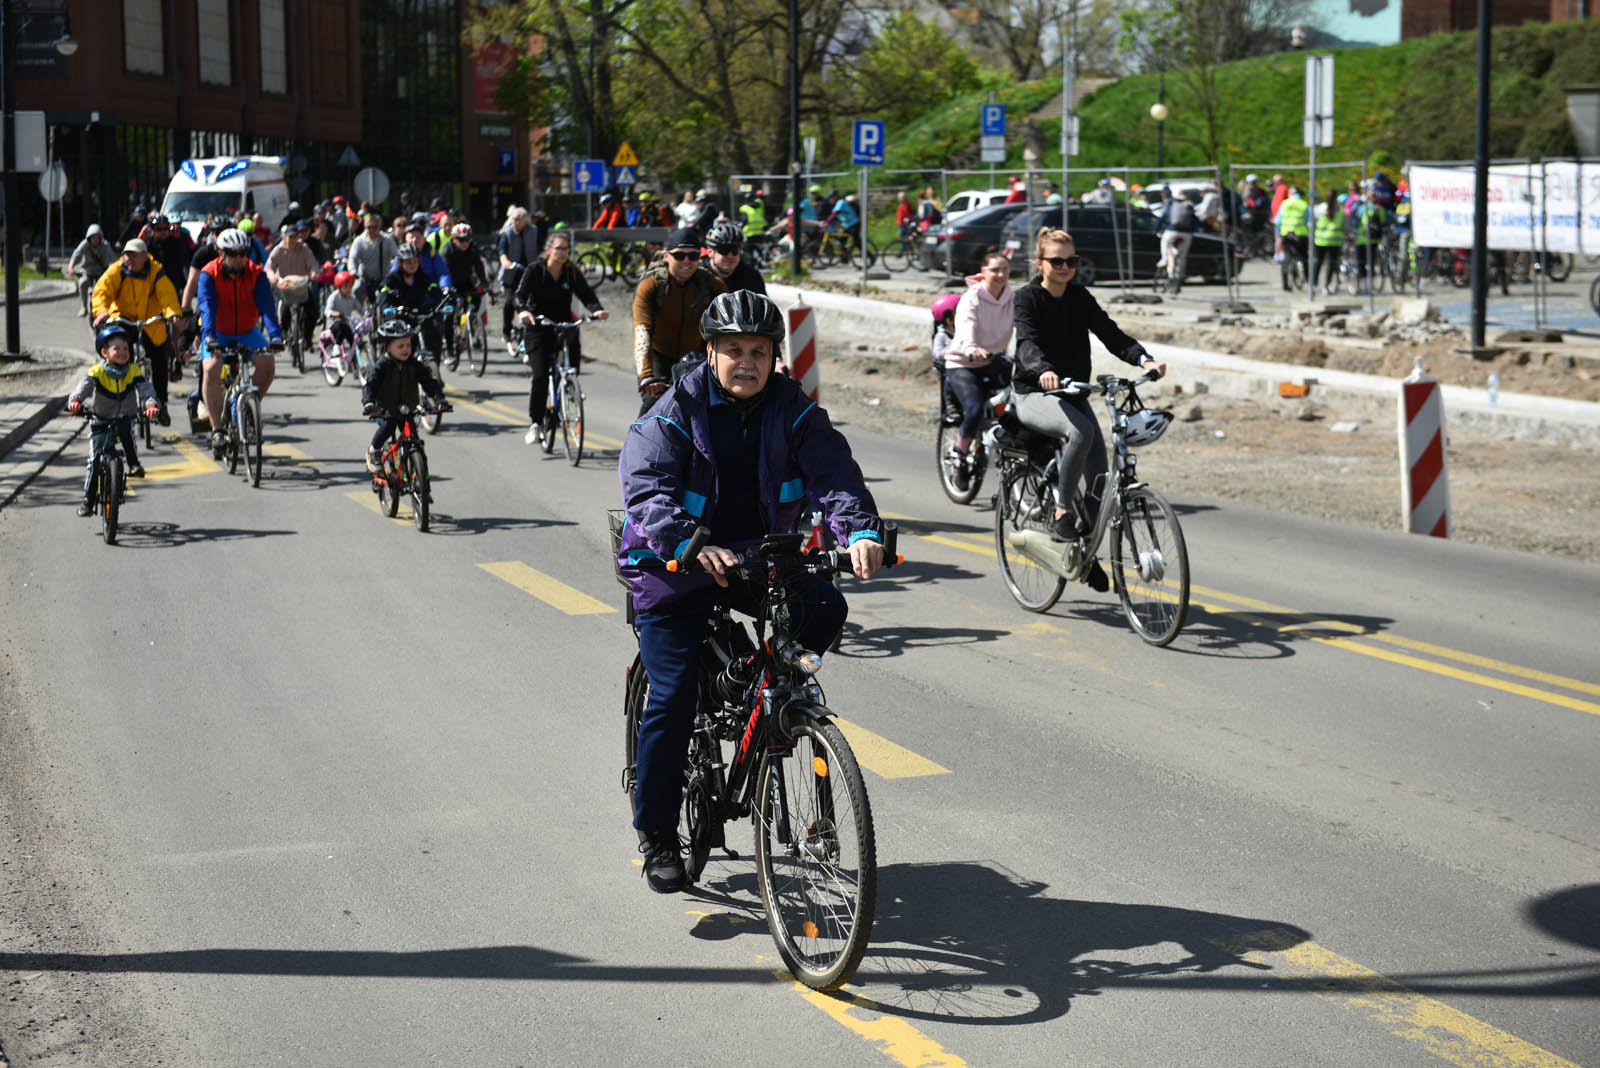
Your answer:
[573,159,606,193]
[497,148,515,176]
[981,104,1006,137]
[852,120,885,167]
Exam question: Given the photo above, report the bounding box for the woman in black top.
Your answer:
[1012,228,1166,554]
[514,232,609,441]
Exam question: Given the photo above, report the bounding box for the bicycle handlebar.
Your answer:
[663,523,902,576]
[1042,370,1160,397]
[529,315,600,328]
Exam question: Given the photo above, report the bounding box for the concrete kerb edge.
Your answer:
[0,280,79,307]
[767,283,1600,448]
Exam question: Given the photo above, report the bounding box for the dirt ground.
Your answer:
[805,314,1600,564]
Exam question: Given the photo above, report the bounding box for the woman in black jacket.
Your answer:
[513,232,609,443]
[1011,228,1166,557]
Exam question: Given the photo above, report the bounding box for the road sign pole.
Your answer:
[859,166,868,290]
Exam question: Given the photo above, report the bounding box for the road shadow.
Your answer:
[103,522,300,548]
[835,622,1009,659]
[425,514,578,536]
[845,558,985,592]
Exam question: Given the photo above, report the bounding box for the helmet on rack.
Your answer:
[1123,407,1173,447]
[451,222,473,238]
[216,228,252,254]
[705,222,742,250]
[700,290,785,347]
[930,292,961,323]
[375,318,413,342]
[95,321,137,352]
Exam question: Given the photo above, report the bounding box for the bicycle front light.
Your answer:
[779,643,823,676]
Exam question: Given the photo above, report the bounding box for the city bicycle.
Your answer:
[78,413,129,545]
[616,520,901,989]
[525,315,592,465]
[454,288,490,378]
[209,342,273,488]
[989,373,1190,645]
[877,223,920,273]
[370,401,448,532]
[317,310,373,388]
[579,242,648,289]
[276,275,314,374]
[934,363,1012,505]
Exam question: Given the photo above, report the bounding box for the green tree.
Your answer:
[850,11,982,131]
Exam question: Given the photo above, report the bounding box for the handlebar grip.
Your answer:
[665,526,712,573]
[882,521,899,567]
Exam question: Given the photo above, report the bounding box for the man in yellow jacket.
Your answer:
[92,238,182,425]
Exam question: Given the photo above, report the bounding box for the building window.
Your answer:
[123,0,164,75]
[196,0,231,85]
[260,0,287,95]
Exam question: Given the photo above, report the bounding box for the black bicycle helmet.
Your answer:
[700,290,784,346]
[375,318,413,342]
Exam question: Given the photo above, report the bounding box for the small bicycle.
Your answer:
[79,412,130,545]
[934,363,1012,506]
[318,309,373,388]
[100,314,172,449]
[616,520,901,990]
[454,286,490,378]
[370,400,450,532]
[989,372,1190,645]
[525,315,592,466]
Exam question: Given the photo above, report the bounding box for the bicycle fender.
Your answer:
[777,698,832,739]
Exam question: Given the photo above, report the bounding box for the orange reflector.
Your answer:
[802,921,820,938]
[1278,381,1311,398]
[812,756,829,777]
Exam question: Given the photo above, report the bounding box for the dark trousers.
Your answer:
[500,274,523,339]
[1315,243,1341,288]
[143,336,173,409]
[525,326,579,420]
[945,361,1011,441]
[84,418,138,496]
[632,574,847,833]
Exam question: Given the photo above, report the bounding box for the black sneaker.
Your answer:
[1084,559,1109,593]
[1050,513,1084,542]
[76,501,93,517]
[950,451,970,491]
[211,430,226,459]
[638,830,689,894]
[156,408,171,427]
[126,464,145,479]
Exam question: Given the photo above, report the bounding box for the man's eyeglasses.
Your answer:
[711,246,739,256]
[1042,255,1080,269]
[221,250,249,259]
[667,250,700,261]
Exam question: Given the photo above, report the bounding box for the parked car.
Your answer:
[917,201,1030,275]
[943,187,1012,221]
[997,202,1234,286]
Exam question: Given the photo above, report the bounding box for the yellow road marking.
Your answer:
[263,442,310,461]
[1216,929,1583,1068]
[343,489,411,527]
[443,387,525,426]
[143,435,220,481]
[780,973,968,1068]
[893,513,1599,717]
[831,716,951,780]
[477,561,615,615]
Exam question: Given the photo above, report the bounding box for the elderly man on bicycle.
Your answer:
[196,229,283,456]
[616,290,884,894]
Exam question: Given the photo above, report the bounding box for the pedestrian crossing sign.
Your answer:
[614,165,638,186]
[613,142,640,167]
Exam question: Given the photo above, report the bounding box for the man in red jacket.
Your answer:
[195,229,284,455]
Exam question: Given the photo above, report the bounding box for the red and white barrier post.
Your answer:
[787,297,820,402]
[1398,359,1450,538]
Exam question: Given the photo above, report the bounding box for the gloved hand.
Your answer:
[66,397,82,414]
[362,402,379,418]
[144,403,160,419]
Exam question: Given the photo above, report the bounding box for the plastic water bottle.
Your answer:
[1487,372,1499,408]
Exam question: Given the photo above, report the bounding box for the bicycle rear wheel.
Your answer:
[407,448,430,532]
[560,373,584,465]
[101,455,122,545]
[579,250,608,289]
[469,310,489,377]
[322,346,345,387]
[755,718,875,991]
[378,453,401,517]
[994,465,1066,612]
[934,418,981,505]
[1109,486,1190,646]
[240,393,263,488]
[880,239,910,273]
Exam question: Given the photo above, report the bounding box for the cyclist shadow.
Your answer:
[1174,605,1395,662]
[835,622,1008,659]
[424,514,577,536]
[846,558,985,591]
[688,860,1310,1025]
[113,522,300,548]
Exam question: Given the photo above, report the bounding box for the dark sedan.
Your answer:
[917,202,1030,276]
[997,203,1234,286]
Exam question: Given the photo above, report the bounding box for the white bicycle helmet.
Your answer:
[1124,408,1173,446]
[216,228,252,254]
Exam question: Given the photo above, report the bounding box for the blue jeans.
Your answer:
[632,574,847,833]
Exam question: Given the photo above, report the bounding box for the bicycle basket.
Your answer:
[278,275,311,305]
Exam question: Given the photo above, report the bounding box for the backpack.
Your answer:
[1167,198,1195,232]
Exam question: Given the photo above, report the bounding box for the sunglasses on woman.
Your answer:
[1042,255,1080,269]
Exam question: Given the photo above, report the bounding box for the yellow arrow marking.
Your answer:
[477,561,616,615]
[142,435,220,481]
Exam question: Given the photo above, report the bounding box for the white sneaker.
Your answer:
[524,422,540,445]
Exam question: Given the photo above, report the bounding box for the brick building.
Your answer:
[1401,0,1564,37]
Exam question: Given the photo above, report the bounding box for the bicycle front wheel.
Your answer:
[102,455,122,545]
[240,393,263,488]
[407,447,430,532]
[1109,486,1190,646]
[579,250,608,289]
[322,347,344,387]
[880,239,909,273]
[469,312,489,377]
[755,718,876,991]
[560,373,584,465]
[994,465,1066,612]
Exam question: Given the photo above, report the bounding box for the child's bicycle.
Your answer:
[75,412,135,545]
[454,286,490,378]
[615,520,902,990]
[988,372,1190,645]
[317,310,373,388]
[369,400,450,532]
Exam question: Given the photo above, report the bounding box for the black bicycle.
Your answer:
[935,364,1012,505]
[79,413,129,545]
[525,315,593,465]
[616,520,901,989]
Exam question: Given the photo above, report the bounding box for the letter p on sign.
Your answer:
[852,120,885,167]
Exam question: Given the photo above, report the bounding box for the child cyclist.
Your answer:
[323,270,361,350]
[66,322,161,513]
[360,318,451,472]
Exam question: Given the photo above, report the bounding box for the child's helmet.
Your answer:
[96,322,137,352]
[334,270,355,288]
[375,319,413,342]
[931,292,961,323]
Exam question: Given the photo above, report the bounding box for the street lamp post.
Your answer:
[788,0,801,278]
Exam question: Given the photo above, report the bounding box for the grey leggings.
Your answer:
[1012,390,1107,514]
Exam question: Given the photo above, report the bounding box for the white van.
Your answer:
[944,187,1011,221]
[161,156,291,241]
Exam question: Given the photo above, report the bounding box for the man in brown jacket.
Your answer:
[632,227,725,414]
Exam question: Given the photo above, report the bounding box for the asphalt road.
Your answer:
[1,307,1596,1067]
